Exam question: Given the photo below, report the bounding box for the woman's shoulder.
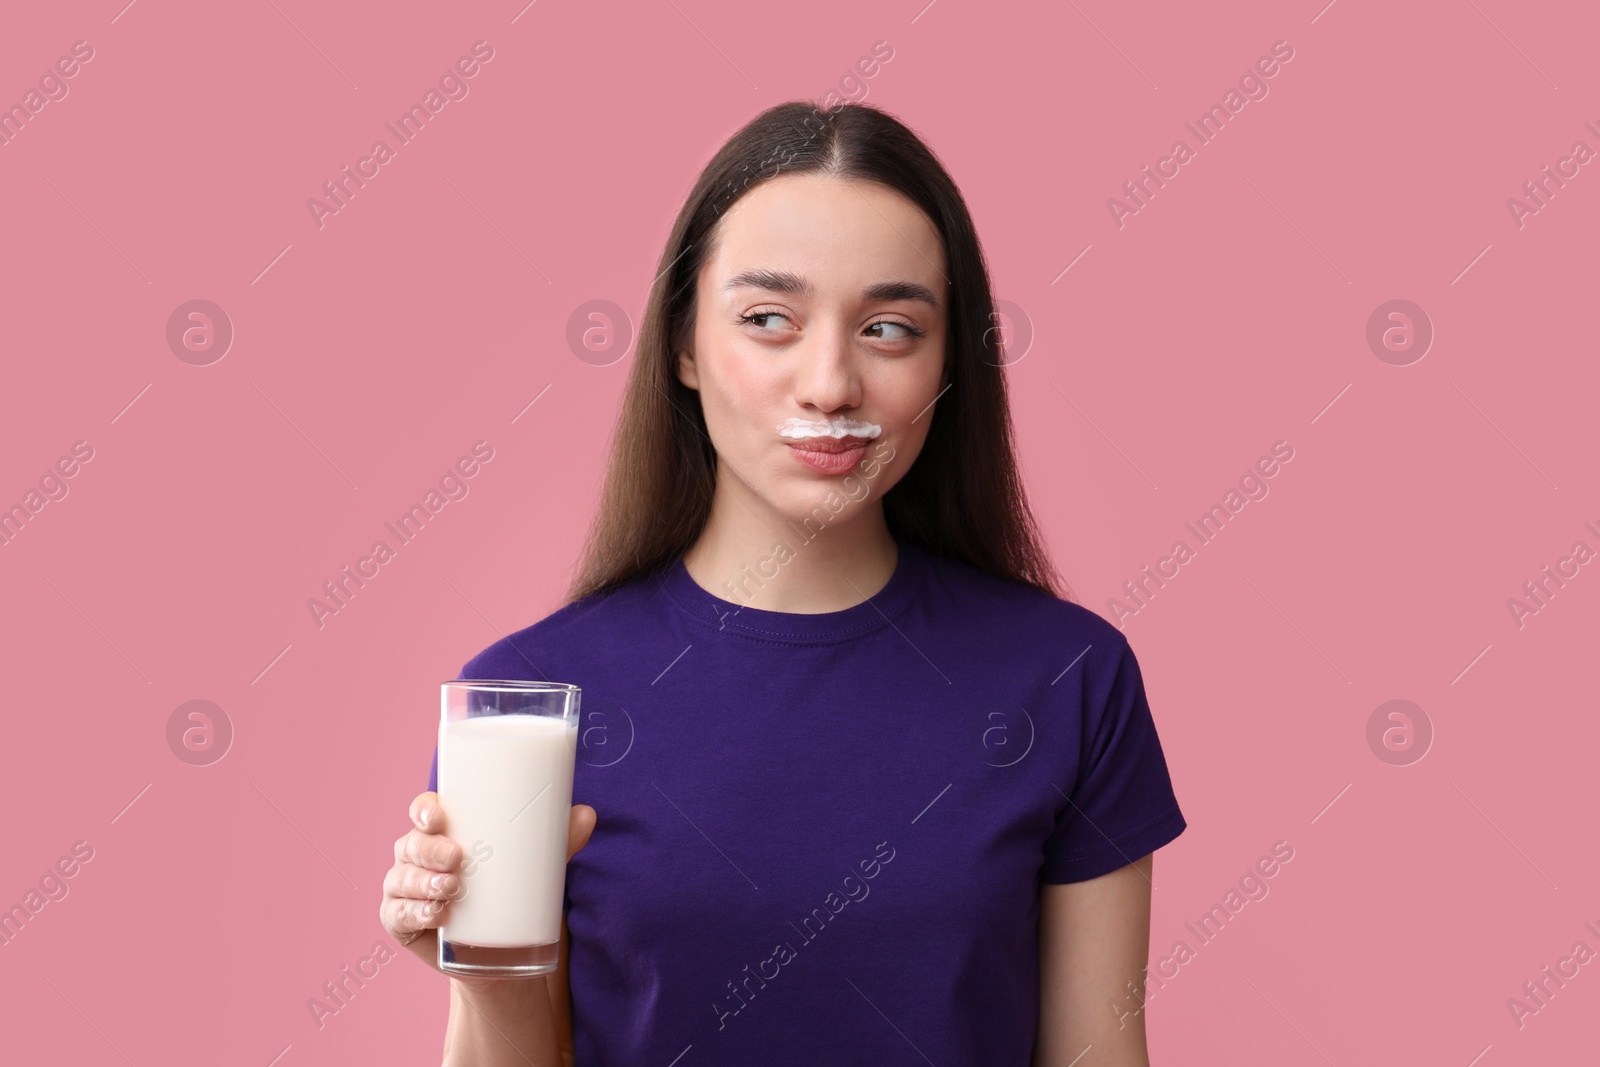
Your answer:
[455,568,665,681]
[919,545,1130,655]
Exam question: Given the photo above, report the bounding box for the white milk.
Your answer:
[437,713,577,948]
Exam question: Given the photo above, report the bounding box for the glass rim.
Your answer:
[441,679,580,693]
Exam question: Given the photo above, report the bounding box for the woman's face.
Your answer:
[676,172,949,527]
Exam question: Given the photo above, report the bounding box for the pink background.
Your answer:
[2,0,1596,1063]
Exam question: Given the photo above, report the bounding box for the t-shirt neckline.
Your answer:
[659,537,929,644]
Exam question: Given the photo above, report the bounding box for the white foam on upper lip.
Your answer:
[777,417,882,440]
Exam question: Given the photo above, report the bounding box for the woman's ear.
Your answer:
[676,348,700,391]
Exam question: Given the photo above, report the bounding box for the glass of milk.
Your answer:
[437,679,580,979]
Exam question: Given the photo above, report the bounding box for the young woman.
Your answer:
[380,100,1186,1067]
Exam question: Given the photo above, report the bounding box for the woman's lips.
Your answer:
[787,438,869,474]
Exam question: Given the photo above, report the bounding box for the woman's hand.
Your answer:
[380,790,598,978]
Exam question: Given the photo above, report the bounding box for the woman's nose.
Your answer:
[792,330,861,413]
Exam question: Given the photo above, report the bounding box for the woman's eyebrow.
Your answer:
[723,268,940,310]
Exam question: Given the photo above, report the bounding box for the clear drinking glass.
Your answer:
[437,679,580,979]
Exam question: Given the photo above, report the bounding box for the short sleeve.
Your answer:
[1041,638,1186,883]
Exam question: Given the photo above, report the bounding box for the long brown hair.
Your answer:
[565,100,1070,605]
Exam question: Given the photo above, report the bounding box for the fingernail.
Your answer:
[421,807,434,828]
[430,873,444,891]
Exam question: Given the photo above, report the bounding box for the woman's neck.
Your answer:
[682,496,899,615]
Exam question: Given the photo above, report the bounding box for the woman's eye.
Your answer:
[868,320,923,341]
[738,311,788,331]
[738,312,925,341]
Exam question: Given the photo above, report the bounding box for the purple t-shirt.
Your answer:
[427,537,1185,1065]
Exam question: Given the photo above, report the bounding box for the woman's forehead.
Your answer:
[707,175,946,296]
